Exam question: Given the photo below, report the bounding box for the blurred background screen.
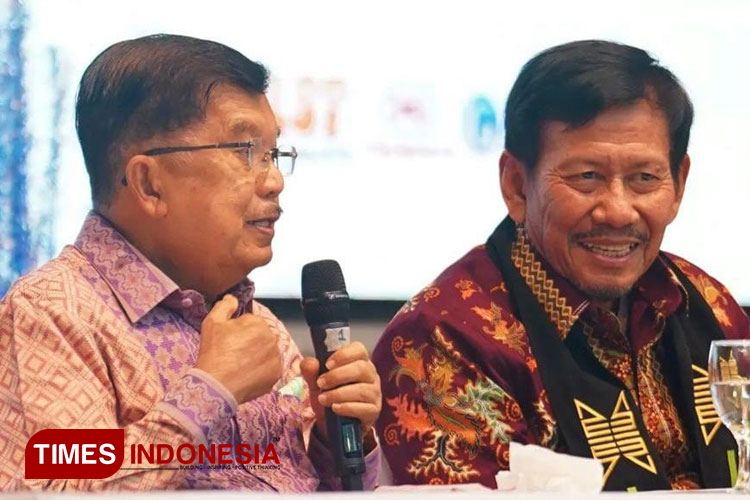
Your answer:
[2,0,749,304]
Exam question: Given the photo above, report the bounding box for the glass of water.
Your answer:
[709,340,750,492]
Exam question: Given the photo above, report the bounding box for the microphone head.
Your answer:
[302,259,347,299]
[301,259,350,327]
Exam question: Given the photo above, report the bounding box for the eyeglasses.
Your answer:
[121,140,297,186]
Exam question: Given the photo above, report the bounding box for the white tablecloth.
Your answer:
[0,489,737,500]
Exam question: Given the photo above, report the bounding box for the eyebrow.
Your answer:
[559,155,667,170]
[629,160,668,169]
[228,120,260,138]
[558,156,609,170]
[228,120,282,141]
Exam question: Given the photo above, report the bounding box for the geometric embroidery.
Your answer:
[691,364,723,446]
[511,232,578,336]
[574,391,657,483]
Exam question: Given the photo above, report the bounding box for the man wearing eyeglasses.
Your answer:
[0,34,381,491]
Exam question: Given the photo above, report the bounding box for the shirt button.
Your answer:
[181,298,193,308]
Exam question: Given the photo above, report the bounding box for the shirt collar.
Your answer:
[633,254,689,317]
[510,225,687,340]
[74,211,255,324]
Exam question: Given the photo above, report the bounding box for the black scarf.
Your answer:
[486,217,736,491]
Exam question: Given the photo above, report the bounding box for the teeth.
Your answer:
[252,220,271,228]
[579,242,638,258]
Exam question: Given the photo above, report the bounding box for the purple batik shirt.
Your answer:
[0,212,379,491]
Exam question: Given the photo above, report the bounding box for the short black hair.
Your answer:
[504,40,693,177]
[75,34,269,206]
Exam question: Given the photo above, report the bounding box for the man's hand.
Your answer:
[300,341,382,441]
[195,294,282,404]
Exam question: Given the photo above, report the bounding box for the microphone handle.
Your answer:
[311,322,366,490]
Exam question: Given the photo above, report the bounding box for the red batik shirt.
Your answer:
[373,230,749,489]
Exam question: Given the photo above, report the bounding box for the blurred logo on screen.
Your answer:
[463,95,501,153]
[371,83,452,157]
[268,77,351,160]
[387,89,428,129]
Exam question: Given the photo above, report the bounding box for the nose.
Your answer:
[591,179,640,228]
[256,163,284,198]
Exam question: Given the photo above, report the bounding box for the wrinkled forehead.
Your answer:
[202,84,281,142]
[226,118,281,144]
[539,102,670,156]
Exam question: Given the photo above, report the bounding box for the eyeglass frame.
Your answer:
[120,141,297,186]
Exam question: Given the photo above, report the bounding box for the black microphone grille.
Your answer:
[301,259,347,300]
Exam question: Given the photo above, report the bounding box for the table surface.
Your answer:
[0,489,740,499]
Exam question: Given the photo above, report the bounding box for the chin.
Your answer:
[578,285,632,302]
[246,250,273,272]
[573,275,637,302]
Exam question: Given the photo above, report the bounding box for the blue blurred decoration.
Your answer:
[34,46,64,265]
[463,95,501,154]
[0,0,31,297]
[0,0,64,299]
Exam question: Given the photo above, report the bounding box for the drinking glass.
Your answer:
[709,340,750,492]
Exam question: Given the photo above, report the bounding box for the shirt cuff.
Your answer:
[308,426,381,491]
[156,368,237,445]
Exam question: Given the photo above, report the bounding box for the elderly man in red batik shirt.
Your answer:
[373,40,749,491]
[0,35,381,491]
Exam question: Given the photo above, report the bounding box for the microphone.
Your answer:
[301,259,365,491]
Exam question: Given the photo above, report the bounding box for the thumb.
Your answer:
[206,294,239,322]
[300,357,320,391]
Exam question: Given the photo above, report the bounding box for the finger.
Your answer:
[325,341,369,370]
[330,401,380,423]
[236,312,265,326]
[318,360,376,390]
[318,382,380,406]
[206,294,239,322]
[300,357,320,388]
[234,313,278,341]
[300,358,325,424]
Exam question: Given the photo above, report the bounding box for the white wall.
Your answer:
[16,0,750,302]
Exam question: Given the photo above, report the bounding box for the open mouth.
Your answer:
[577,241,640,258]
[245,214,279,234]
[246,208,282,231]
[248,219,274,229]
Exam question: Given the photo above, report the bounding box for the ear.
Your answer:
[500,150,528,223]
[122,154,169,218]
[669,154,691,221]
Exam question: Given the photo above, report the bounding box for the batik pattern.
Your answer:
[374,230,749,489]
[384,329,521,484]
[512,238,713,490]
[374,245,557,488]
[0,212,379,492]
[667,253,743,329]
